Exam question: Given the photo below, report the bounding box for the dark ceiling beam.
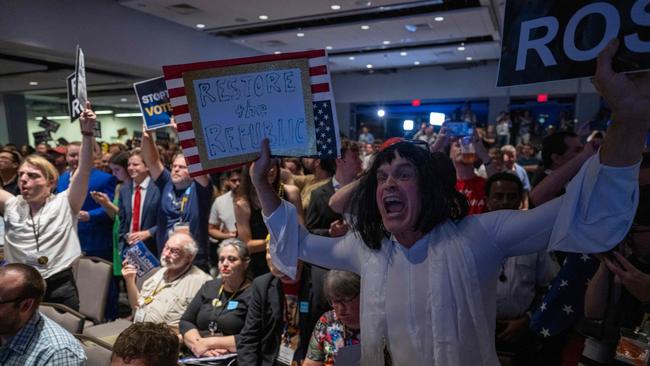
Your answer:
[0,53,139,79]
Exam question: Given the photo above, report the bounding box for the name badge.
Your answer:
[299,301,309,313]
[133,308,146,323]
[276,344,295,365]
[227,301,238,310]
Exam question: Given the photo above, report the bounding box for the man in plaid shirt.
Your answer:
[0,264,85,365]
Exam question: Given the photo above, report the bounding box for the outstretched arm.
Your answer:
[141,125,165,181]
[68,101,96,215]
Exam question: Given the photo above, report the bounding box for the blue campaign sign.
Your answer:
[124,241,160,277]
[133,76,173,130]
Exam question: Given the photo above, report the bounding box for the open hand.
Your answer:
[594,39,650,127]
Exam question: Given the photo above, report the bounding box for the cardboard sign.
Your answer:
[162,49,340,177]
[133,76,173,130]
[67,73,82,122]
[57,137,69,146]
[38,117,60,133]
[32,131,51,145]
[94,120,102,138]
[124,241,159,277]
[75,46,87,108]
[498,0,650,86]
[117,128,128,138]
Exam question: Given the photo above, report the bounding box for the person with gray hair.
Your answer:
[304,270,361,366]
[180,237,253,357]
[121,232,211,333]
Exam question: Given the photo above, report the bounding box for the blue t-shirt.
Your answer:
[155,170,212,268]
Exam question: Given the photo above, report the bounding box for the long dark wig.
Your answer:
[350,142,468,250]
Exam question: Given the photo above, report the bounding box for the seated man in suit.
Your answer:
[305,140,361,237]
[237,243,330,366]
[117,149,161,257]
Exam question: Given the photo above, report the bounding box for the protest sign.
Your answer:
[117,128,128,138]
[94,120,102,138]
[38,117,60,133]
[57,137,69,146]
[133,76,173,130]
[67,73,82,122]
[498,0,650,86]
[124,241,159,277]
[32,131,51,145]
[162,49,340,177]
[75,46,87,109]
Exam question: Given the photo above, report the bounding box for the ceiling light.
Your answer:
[94,110,114,115]
[382,40,391,45]
[466,56,473,61]
[326,46,333,50]
[414,61,420,65]
[29,81,39,86]
[331,4,341,10]
[296,32,305,37]
[366,64,373,69]
[361,25,370,30]
[33,116,70,121]
[258,15,268,20]
[348,56,355,60]
[120,98,128,102]
[457,46,466,51]
[434,16,444,22]
[195,23,206,29]
[115,113,143,118]
[377,109,386,117]
[400,52,407,56]
[274,51,282,54]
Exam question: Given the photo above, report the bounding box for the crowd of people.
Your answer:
[0,41,649,366]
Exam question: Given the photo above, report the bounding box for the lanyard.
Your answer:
[209,279,249,336]
[179,186,191,216]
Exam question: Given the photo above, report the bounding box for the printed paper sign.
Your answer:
[32,131,51,145]
[133,76,173,130]
[38,117,60,133]
[124,241,159,277]
[75,46,87,109]
[67,73,82,122]
[498,0,650,86]
[162,49,341,177]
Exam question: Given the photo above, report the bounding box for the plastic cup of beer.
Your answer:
[460,137,476,164]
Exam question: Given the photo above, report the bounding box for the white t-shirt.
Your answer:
[208,191,236,232]
[3,191,81,278]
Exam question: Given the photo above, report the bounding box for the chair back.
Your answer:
[75,334,112,366]
[39,303,86,334]
[72,256,112,323]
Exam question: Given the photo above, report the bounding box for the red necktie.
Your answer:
[132,185,141,233]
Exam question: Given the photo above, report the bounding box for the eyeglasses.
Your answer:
[329,295,358,307]
[0,296,26,305]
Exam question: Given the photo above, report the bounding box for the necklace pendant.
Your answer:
[212,298,222,307]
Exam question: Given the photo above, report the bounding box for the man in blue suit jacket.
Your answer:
[117,150,160,257]
[57,142,116,261]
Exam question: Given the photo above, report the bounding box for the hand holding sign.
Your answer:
[251,138,273,184]
[594,38,650,127]
[79,101,96,136]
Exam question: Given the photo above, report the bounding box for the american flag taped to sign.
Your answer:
[162,50,341,177]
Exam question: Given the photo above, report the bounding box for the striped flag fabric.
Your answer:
[162,49,340,177]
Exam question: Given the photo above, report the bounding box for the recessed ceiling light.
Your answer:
[457,46,466,51]
[349,56,355,60]
[466,56,473,61]
[400,52,407,56]
[414,61,420,65]
[434,16,444,22]
[361,25,370,30]
[258,15,268,20]
[296,32,305,37]
[331,4,341,10]
[382,40,391,45]
[326,46,333,50]
[195,23,206,29]
[29,81,39,86]
[120,98,128,102]
[274,51,282,54]
[366,64,373,69]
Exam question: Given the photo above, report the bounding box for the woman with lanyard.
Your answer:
[180,238,253,357]
[0,102,97,310]
[305,270,361,366]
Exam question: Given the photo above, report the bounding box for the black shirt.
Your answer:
[179,278,253,337]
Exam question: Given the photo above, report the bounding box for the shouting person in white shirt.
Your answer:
[250,40,649,365]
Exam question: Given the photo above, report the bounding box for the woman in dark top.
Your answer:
[235,161,303,278]
[180,238,252,357]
